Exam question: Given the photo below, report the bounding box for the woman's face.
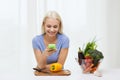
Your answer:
[44,18,60,37]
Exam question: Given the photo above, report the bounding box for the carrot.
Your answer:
[83,64,94,73]
[90,62,100,73]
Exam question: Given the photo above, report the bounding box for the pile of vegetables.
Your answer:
[78,39,104,73]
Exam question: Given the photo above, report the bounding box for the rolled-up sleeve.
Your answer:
[32,37,39,49]
[62,36,69,48]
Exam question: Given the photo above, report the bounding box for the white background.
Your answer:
[0,0,120,75]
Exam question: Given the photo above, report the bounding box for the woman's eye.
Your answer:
[46,25,58,28]
[47,25,51,28]
[53,25,58,28]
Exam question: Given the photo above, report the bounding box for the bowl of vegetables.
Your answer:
[77,39,104,73]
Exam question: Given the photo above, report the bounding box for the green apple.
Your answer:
[48,44,56,49]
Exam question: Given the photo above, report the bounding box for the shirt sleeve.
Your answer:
[32,37,40,50]
[62,36,70,48]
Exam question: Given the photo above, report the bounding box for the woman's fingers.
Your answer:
[44,48,57,56]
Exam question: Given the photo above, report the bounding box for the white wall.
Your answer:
[106,0,120,68]
[0,0,120,73]
[36,0,120,69]
[0,0,20,73]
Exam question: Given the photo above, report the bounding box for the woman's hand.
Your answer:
[44,47,57,56]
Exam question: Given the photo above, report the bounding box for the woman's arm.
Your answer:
[33,48,57,69]
[33,49,48,69]
[57,48,69,66]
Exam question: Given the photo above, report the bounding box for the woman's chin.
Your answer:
[47,33,56,37]
[48,34,56,37]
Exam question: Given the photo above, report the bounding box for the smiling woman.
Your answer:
[32,11,70,71]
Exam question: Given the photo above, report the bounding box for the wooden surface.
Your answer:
[34,69,71,76]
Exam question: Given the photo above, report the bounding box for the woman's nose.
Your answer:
[50,27,54,31]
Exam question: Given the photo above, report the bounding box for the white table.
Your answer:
[0,68,120,80]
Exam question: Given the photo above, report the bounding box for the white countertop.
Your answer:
[0,68,120,80]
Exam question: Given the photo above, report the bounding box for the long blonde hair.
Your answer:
[41,11,63,34]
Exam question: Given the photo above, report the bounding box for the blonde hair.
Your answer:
[41,11,63,34]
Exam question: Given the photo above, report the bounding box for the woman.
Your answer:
[32,11,69,70]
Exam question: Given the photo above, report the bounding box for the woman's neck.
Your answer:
[44,34,57,44]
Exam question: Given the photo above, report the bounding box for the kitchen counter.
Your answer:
[0,68,120,80]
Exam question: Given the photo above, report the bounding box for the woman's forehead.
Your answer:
[45,18,60,24]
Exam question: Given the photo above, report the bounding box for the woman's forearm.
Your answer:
[34,49,48,69]
[38,54,48,68]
